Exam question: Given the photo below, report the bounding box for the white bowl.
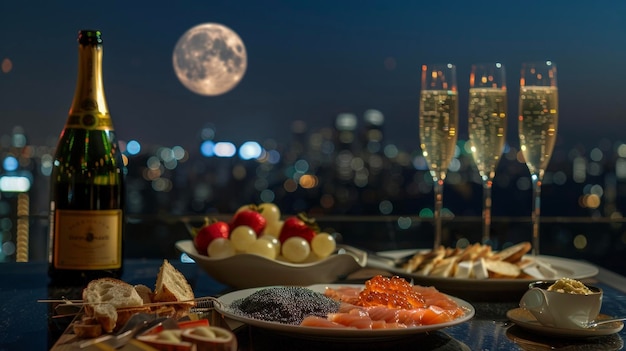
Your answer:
[175,240,366,289]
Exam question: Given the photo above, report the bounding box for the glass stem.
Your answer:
[531,175,542,256]
[433,178,444,249]
[482,179,493,245]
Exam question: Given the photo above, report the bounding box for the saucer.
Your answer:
[506,308,624,338]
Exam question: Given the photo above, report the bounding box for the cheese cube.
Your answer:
[472,258,489,279]
[454,261,472,279]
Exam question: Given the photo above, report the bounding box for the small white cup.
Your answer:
[520,281,602,329]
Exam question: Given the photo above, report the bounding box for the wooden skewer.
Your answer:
[52,312,82,319]
[39,296,217,306]
[50,297,219,319]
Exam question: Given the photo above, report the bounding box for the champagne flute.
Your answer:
[419,63,459,249]
[518,61,558,255]
[468,63,507,245]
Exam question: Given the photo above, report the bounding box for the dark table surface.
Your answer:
[1,258,626,351]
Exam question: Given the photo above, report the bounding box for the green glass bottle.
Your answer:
[48,30,125,285]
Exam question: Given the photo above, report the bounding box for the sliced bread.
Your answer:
[484,259,521,278]
[82,277,147,333]
[490,242,531,263]
[77,261,195,337]
[134,284,154,304]
[72,317,102,339]
[153,259,195,318]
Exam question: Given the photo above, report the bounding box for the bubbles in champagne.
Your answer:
[419,90,459,180]
[518,86,559,176]
[468,88,507,181]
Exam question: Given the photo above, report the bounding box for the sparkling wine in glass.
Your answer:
[468,63,507,245]
[518,61,558,255]
[419,63,458,249]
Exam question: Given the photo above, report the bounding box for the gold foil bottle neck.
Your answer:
[66,29,112,131]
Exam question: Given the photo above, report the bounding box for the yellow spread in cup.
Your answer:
[547,277,593,294]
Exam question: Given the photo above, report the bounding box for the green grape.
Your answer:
[259,202,281,224]
[281,237,311,263]
[259,235,281,257]
[245,239,277,259]
[230,225,257,252]
[262,219,284,238]
[311,232,336,258]
[207,238,235,259]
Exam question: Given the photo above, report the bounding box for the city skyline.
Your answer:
[1,108,625,267]
[1,1,625,151]
[0,109,622,219]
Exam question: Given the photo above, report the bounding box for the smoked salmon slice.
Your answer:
[300,316,350,328]
[299,275,466,329]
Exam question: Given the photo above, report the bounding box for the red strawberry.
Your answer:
[230,207,267,236]
[278,213,318,244]
[192,218,230,255]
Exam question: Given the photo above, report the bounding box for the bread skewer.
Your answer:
[42,259,198,338]
[46,296,220,320]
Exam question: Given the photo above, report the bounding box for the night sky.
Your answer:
[1,0,625,152]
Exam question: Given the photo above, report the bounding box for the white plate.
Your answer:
[507,308,624,338]
[175,240,366,289]
[214,284,475,339]
[368,250,599,296]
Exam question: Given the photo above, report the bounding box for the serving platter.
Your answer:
[214,283,475,339]
[367,250,599,300]
[175,240,366,289]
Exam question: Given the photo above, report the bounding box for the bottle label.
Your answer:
[65,111,114,131]
[53,209,122,270]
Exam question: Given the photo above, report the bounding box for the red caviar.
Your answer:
[356,275,426,309]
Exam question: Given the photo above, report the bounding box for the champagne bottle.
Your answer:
[48,29,125,285]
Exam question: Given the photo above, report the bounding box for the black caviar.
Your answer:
[229,286,341,325]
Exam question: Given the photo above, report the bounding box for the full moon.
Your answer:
[173,23,247,96]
